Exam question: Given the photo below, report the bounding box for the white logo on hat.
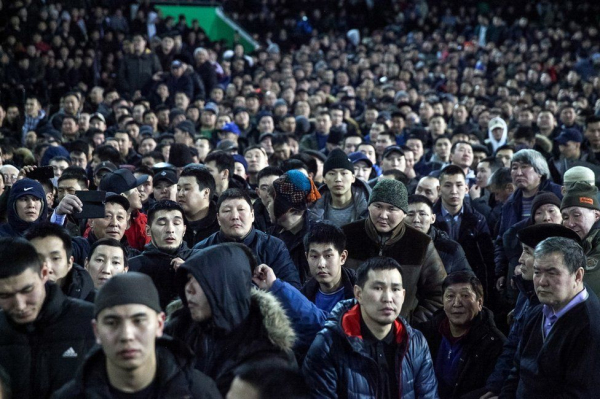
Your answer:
[24,187,33,192]
[161,171,166,176]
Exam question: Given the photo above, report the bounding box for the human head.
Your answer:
[204,151,234,195]
[531,192,562,224]
[85,238,128,288]
[405,195,435,234]
[90,195,131,240]
[354,257,405,328]
[561,182,600,239]
[303,222,348,288]
[152,169,177,202]
[9,178,48,229]
[442,271,484,332]
[244,145,269,175]
[269,170,320,225]
[323,149,355,197]
[217,188,254,239]
[177,166,215,217]
[494,144,514,168]
[510,149,549,192]
[533,237,585,312]
[146,200,187,251]
[0,237,48,324]
[450,141,473,170]
[93,273,164,376]
[415,176,440,204]
[476,157,502,189]
[25,223,74,285]
[368,179,408,233]
[439,165,467,210]
[228,362,310,399]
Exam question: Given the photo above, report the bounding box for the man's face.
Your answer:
[429,117,446,136]
[244,148,268,174]
[405,202,435,233]
[148,209,186,251]
[534,204,561,224]
[585,122,600,149]
[451,143,473,169]
[342,137,362,154]
[61,118,78,136]
[139,138,156,155]
[0,266,48,324]
[562,206,600,239]
[256,175,279,205]
[381,152,406,172]
[194,138,211,162]
[476,161,492,188]
[153,180,176,201]
[31,235,73,284]
[330,110,344,126]
[440,174,467,209]
[16,195,42,222]
[406,139,423,162]
[416,178,440,204]
[63,95,79,115]
[495,149,513,167]
[534,253,583,311]
[25,98,41,117]
[177,176,210,217]
[258,116,274,133]
[58,178,84,202]
[114,133,131,157]
[368,201,405,233]
[204,161,225,189]
[126,188,143,211]
[217,198,254,239]
[92,202,130,240]
[358,144,377,165]
[324,169,355,196]
[50,160,69,178]
[560,107,576,125]
[375,136,394,156]
[353,161,372,181]
[185,274,212,322]
[85,245,127,288]
[510,161,541,191]
[307,243,347,286]
[443,282,483,330]
[355,269,405,327]
[94,304,164,373]
[136,174,153,203]
[558,141,580,160]
[316,114,332,133]
[273,143,291,161]
[70,151,88,169]
[517,243,535,280]
[434,138,451,159]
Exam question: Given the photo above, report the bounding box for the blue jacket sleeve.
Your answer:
[270,279,328,350]
[269,240,302,289]
[302,332,338,399]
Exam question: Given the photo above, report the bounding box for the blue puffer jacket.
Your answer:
[193,228,301,289]
[303,299,439,399]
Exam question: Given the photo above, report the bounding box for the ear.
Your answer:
[431,213,436,224]
[126,215,131,230]
[156,312,166,337]
[92,319,101,345]
[340,249,348,265]
[145,223,152,238]
[222,169,229,181]
[40,263,49,283]
[354,284,363,303]
[68,255,74,270]
[84,258,89,272]
[436,185,441,194]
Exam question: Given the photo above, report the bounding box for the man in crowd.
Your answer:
[84,238,129,289]
[53,273,220,398]
[153,169,178,201]
[0,178,48,238]
[0,237,95,398]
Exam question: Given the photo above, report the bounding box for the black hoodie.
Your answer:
[166,243,296,395]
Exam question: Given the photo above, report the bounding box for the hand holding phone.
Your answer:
[73,191,106,219]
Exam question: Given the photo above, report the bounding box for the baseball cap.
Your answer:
[99,169,148,194]
[94,161,118,175]
[90,113,106,123]
[555,128,583,145]
[219,122,241,136]
[488,117,507,132]
[217,140,238,152]
[171,60,183,68]
[153,169,178,186]
[105,192,130,212]
[383,146,404,159]
[349,151,374,167]
[175,120,196,136]
[203,102,219,114]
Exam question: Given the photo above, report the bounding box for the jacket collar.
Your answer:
[217,226,255,244]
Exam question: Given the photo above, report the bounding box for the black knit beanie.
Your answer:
[369,179,408,213]
[323,148,354,175]
[531,192,561,218]
[94,273,161,317]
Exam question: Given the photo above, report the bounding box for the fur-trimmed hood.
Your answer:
[167,287,295,352]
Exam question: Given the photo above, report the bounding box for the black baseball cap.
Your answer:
[153,169,178,186]
[99,169,148,194]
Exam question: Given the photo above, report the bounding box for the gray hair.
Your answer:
[511,149,550,180]
[534,237,586,274]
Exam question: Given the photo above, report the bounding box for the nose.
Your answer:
[14,294,27,311]
[120,320,135,341]
[185,280,195,296]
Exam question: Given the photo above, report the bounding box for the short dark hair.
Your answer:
[494,144,514,154]
[93,145,122,165]
[217,188,252,211]
[114,130,133,141]
[147,200,186,225]
[87,238,128,269]
[381,169,409,185]
[303,222,346,254]
[205,150,234,176]
[50,156,72,166]
[585,115,600,128]
[534,237,586,274]
[439,164,466,182]
[24,222,73,259]
[450,140,472,154]
[291,153,317,177]
[356,257,404,288]
[58,167,89,188]
[0,237,43,279]
[281,159,308,174]
[257,166,283,183]
[180,165,216,197]
[489,167,512,190]
[143,151,165,163]
[478,157,503,174]
[513,126,536,141]
[442,271,484,300]
[408,194,434,211]
[234,361,310,399]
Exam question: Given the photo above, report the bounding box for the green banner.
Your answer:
[155,5,257,53]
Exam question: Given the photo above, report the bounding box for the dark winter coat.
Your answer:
[167,244,296,395]
[117,50,162,97]
[62,264,96,303]
[272,216,312,285]
[310,178,371,227]
[499,289,600,398]
[343,219,446,323]
[129,242,195,310]
[193,228,301,289]
[417,308,506,398]
[51,337,221,399]
[182,201,220,248]
[253,198,273,232]
[303,299,439,399]
[428,226,471,274]
[0,178,48,238]
[0,282,96,399]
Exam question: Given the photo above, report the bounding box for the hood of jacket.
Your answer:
[428,225,450,241]
[64,264,95,301]
[487,123,507,152]
[6,178,48,235]
[176,243,253,334]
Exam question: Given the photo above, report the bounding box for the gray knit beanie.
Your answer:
[369,179,408,213]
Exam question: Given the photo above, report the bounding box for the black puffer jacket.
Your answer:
[428,226,472,274]
[51,337,221,399]
[417,308,506,398]
[183,201,220,248]
[62,264,96,303]
[129,242,195,310]
[166,244,296,395]
[0,283,95,399]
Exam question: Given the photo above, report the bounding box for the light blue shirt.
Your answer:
[541,288,589,338]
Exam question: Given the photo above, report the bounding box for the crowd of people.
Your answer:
[0,0,600,398]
